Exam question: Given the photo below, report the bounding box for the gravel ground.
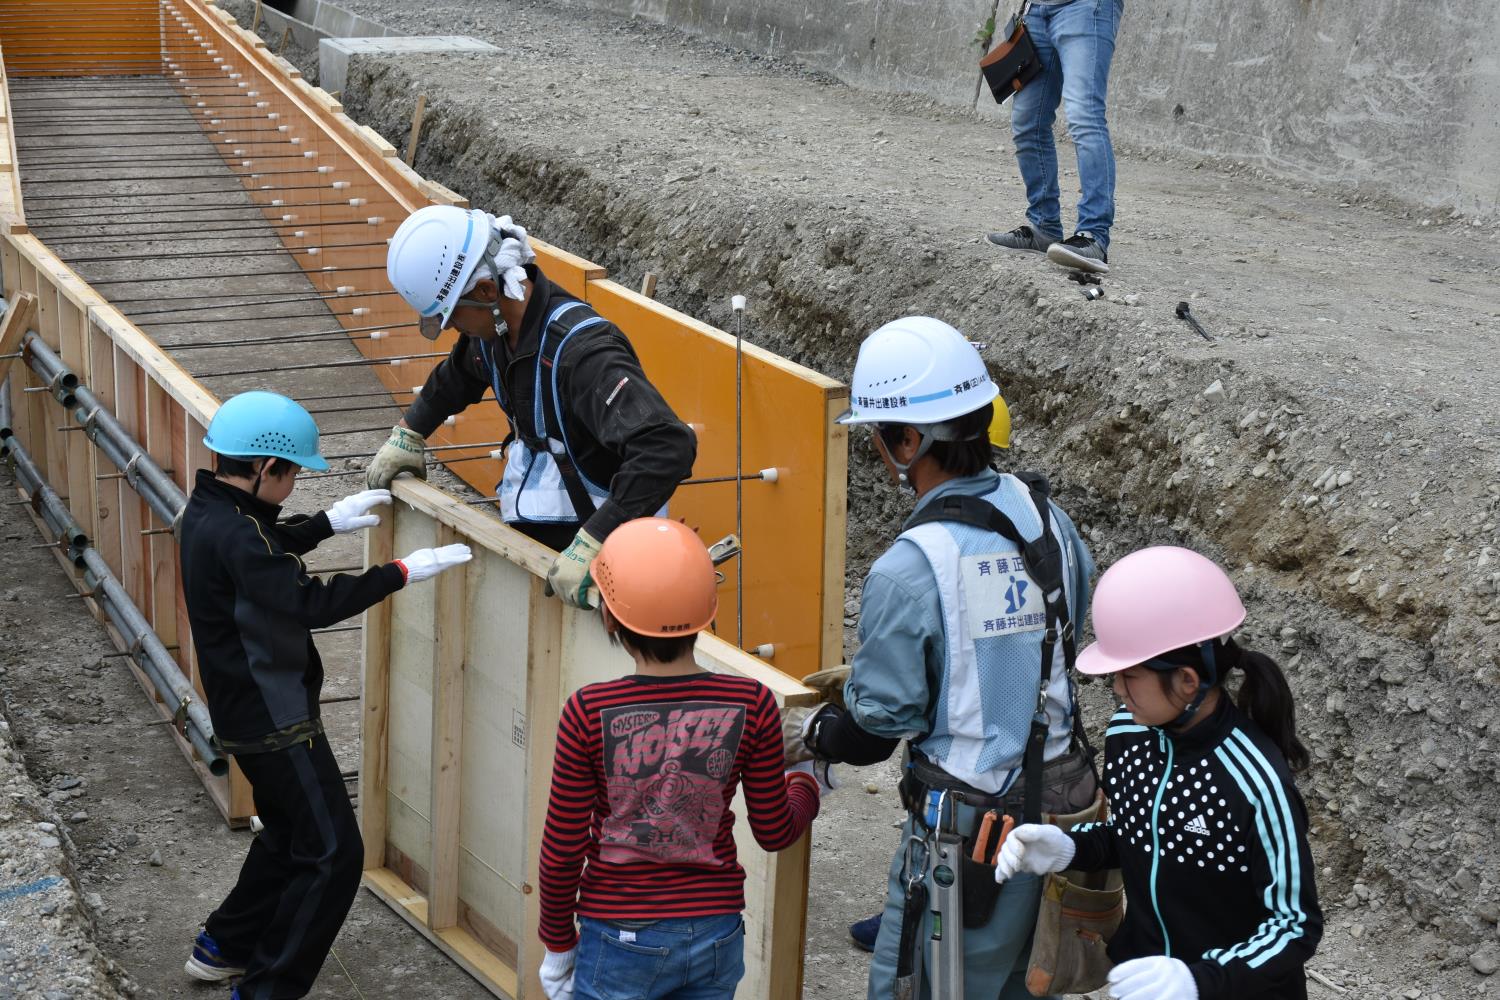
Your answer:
[1,0,1498,998]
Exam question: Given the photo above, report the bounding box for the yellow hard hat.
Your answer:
[989,394,1012,449]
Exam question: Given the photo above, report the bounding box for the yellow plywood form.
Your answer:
[0,0,162,77]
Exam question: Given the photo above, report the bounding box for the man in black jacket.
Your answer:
[180,391,471,999]
[370,206,697,609]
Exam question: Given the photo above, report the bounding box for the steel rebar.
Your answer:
[194,352,446,379]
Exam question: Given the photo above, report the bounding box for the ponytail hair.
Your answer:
[1221,640,1310,772]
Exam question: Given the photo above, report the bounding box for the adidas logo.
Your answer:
[1184,814,1211,837]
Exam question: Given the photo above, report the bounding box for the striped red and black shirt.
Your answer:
[537,672,819,951]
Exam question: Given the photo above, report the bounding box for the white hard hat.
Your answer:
[386,205,491,335]
[836,316,999,426]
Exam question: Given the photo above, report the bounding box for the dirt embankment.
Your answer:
[334,11,1499,972]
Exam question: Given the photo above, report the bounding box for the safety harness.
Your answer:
[479,301,613,523]
[901,473,1094,823]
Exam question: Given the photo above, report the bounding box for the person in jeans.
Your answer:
[987,0,1125,274]
[535,518,824,1000]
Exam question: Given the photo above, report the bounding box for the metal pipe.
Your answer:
[156,322,412,348]
[37,218,385,240]
[139,308,380,328]
[79,546,227,776]
[64,240,386,265]
[87,264,388,286]
[194,352,447,379]
[1,433,89,554]
[39,197,369,220]
[26,183,357,203]
[19,333,187,527]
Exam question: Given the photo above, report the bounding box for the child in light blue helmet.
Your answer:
[179,391,471,999]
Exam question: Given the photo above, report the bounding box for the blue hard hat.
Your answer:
[203,391,330,472]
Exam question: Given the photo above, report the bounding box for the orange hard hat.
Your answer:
[592,518,718,637]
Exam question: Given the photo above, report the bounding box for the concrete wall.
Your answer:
[560,0,1500,216]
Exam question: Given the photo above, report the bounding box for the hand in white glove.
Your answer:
[544,530,602,609]
[538,947,575,1000]
[366,425,426,489]
[325,489,391,534]
[788,759,840,796]
[993,823,1076,883]
[396,543,473,584]
[1107,956,1198,1000]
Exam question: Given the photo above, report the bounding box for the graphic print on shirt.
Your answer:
[599,700,746,865]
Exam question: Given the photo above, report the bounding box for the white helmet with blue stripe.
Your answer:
[386,205,491,340]
[836,316,999,426]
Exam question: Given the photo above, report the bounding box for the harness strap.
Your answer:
[536,303,610,522]
[904,477,1091,822]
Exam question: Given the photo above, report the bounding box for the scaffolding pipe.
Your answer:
[1,429,89,554]
[77,544,228,777]
[20,331,187,527]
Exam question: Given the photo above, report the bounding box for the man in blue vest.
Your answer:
[786,316,1099,998]
[369,206,696,607]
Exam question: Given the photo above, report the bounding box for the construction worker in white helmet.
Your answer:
[371,206,696,608]
[784,317,1101,999]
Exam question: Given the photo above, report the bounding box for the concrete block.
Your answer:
[319,35,500,96]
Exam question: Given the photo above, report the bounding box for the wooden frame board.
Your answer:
[361,481,817,999]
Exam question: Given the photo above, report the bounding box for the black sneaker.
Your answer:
[1047,232,1110,273]
[986,225,1056,254]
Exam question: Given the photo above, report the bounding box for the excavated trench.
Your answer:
[330,48,1500,968]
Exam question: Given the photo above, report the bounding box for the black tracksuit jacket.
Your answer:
[179,472,406,749]
[1067,698,1323,1000]
[402,264,696,541]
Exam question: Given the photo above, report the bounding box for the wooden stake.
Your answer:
[0,291,38,388]
[639,272,658,299]
[404,94,427,167]
[276,25,291,56]
[251,0,262,33]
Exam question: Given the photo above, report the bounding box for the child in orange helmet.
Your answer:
[535,518,823,1000]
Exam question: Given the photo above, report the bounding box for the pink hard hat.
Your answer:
[1076,546,1247,675]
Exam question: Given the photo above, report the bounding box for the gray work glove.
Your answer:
[781,703,839,767]
[366,425,426,489]
[801,664,852,711]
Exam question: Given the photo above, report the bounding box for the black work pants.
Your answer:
[205,733,363,1000]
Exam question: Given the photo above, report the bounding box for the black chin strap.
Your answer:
[250,458,267,498]
[1160,641,1219,730]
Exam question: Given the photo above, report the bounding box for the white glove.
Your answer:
[1107,956,1199,1000]
[396,543,473,584]
[325,489,391,534]
[538,947,575,1000]
[993,823,1076,883]
[787,759,840,796]
[544,530,602,609]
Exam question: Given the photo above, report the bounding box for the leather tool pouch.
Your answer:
[980,1,1043,104]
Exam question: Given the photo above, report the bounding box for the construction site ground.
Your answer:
[3,0,1499,996]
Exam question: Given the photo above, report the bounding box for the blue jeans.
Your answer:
[1010,0,1125,249]
[867,812,1050,1000]
[575,914,745,1000]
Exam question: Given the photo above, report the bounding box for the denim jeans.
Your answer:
[1010,0,1125,249]
[575,914,745,1000]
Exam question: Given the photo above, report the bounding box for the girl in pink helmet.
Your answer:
[993,546,1322,1000]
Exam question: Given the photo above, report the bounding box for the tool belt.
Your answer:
[900,746,1098,929]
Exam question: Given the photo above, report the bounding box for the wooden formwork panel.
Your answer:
[363,482,816,1000]
[0,0,163,77]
